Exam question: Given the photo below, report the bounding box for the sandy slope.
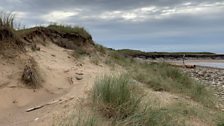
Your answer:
[0,43,110,126]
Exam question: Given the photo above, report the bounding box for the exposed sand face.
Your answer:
[0,42,111,126]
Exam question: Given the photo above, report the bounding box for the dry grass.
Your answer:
[0,11,15,28]
[0,11,24,56]
[0,11,16,41]
[22,58,42,88]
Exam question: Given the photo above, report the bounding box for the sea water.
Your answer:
[189,62,224,69]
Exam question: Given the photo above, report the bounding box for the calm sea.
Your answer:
[188,62,224,69]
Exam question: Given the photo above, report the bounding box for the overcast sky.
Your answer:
[1,0,224,53]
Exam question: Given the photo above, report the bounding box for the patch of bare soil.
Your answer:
[0,41,110,126]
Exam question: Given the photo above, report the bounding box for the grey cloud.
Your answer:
[2,0,222,12]
[0,0,224,53]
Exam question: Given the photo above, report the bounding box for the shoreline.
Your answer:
[167,59,224,63]
[166,59,224,69]
[146,59,224,101]
[195,65,224,70]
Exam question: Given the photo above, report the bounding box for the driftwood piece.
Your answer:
[26,97,75,112]
[75,72,84,75]
[26,105,44,112]
[26,99,61,112]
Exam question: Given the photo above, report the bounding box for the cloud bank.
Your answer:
[1,0,224,53]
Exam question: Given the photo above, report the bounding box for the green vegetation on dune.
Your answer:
[16,26,42,35]
[131,62,216,107]
[55,73,224,126]
[55,50,224,126]
[47,23,92,39]
[105,52,216,107]
[116,102,223,126]
[54,112,98,126]
[93,75,224,126]
[93,75,142,119]
[17,24,92,40]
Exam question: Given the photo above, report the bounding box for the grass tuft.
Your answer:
[0,11,17,41]
[0,11,15,28]
[93,74,141,119]
[22,58,42,88]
